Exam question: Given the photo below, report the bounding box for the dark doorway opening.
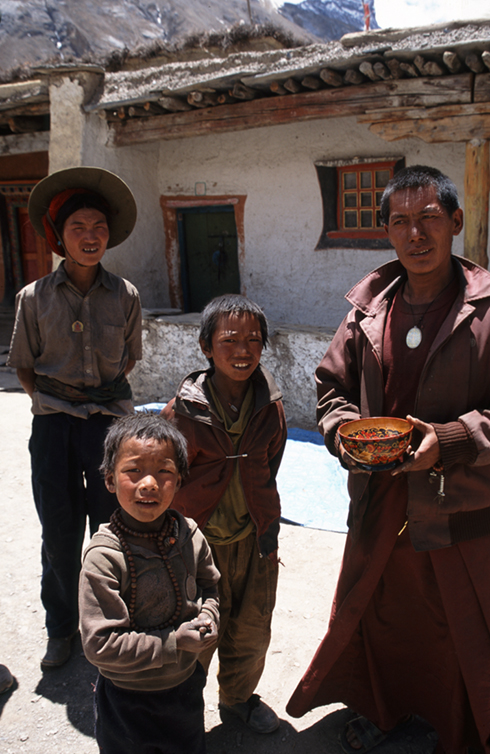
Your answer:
[177,205,240,313]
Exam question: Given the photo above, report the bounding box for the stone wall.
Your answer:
[129,314,335,429]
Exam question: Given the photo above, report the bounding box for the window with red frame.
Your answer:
[315,157,404,250]
[334,161,397,238]
[338,162,395,233]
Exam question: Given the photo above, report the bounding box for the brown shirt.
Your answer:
[8,262,142,418]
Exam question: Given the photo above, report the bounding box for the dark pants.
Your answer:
[30,411,118,638]
[95,664,207,754]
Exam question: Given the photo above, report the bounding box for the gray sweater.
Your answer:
[79,511,220,691]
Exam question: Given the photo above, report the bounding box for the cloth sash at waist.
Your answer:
[34,373,132,405]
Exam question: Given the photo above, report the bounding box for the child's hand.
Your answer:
[175,614,218,653]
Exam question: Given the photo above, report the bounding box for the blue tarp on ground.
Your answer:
[136,405,350,533]
[278,428,349,533]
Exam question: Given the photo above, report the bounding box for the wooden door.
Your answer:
[18,206,51,283]
[178,205,240,312]
[0,182,52,305]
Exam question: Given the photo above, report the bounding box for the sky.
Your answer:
[374,0,490,28]
[270,0,490,29]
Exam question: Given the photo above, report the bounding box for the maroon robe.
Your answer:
[287,281,490,753]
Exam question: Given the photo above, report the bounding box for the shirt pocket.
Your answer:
[100,325,126,366]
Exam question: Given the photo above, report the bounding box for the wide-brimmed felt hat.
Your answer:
[28,166,137,249]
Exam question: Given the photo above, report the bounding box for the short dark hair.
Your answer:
[199,294,269,361]
[101,412,188,478]
[55,192,112,236]
[380,165,460,225]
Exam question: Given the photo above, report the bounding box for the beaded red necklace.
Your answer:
[109,509,183,631]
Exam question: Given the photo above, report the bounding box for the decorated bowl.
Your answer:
[338,417,413,471]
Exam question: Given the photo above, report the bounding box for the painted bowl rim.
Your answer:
[338,417,413,446]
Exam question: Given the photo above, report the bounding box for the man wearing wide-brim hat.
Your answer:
[8,166,142,669]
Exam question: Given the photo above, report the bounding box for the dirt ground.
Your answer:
[0,390,437,754]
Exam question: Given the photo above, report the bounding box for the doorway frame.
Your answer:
[160,195,247,310]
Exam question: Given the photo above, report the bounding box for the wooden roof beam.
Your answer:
[111,73,473,146]
[373,62,392,81]
[143,102,169,116]
[414,55,444,77]
[187,91,219,108]
[386,59,404,79]
[400,62,419,78]
[0,101,50,119]
[128,105,150,117]
[270,82,288,95]
[466,53,485,74]
[230,82,257,100]
[217,92,236,105]
[443,51,462,74]
[344,69,365,86]
[158,96,192,112]
[283,78,302,94]
[358,102,490,125]
[301,76,322,90]
[364,109,490,143]
[319,68,343,87]
[359,62,380,82]
[97,110,121,122]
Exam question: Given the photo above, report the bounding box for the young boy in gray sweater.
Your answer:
[79,413,220,754]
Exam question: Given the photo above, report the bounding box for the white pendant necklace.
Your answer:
[406,299,431,349]
[404,276,454,349]
[406,325,422,349]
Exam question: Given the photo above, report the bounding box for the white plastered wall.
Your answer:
[48,74,165,306]
[84,119,165,307]
[157,116,466,328]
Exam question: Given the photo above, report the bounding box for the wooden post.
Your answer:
[464,139,490,268]
[246,0,252,23]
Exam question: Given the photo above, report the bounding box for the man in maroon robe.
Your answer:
[287,165,490,753]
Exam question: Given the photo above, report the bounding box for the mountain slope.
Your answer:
[0,0,374,81]
[279,0,378,41]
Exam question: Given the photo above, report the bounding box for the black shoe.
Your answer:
[0,665,14,693]
[41,636,73,669]
[219,694,279,733]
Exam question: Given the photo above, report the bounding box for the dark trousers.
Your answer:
[95,664,207,754]
[30,411,118,638]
